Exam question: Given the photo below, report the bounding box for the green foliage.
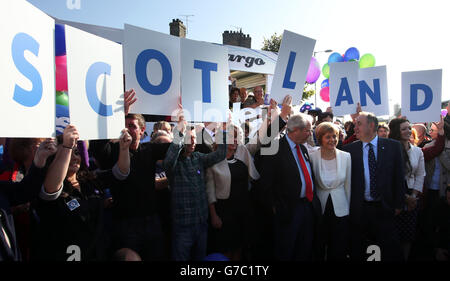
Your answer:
[302,83,315,101]
[261,33,282,53]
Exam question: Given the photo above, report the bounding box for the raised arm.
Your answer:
[112,129,132,180]
[42,125,79,195]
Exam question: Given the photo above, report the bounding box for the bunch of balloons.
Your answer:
[55,24,69,135]
[319,47,376,102]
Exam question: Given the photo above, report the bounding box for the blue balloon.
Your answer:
[321,79,329,89]
[328,52,344,64]
[55,24,66,56]
[203,253,229,261]
[56,104,70,135]
[344,47,360,61]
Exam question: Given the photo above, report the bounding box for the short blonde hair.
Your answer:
[315,122,339,146]
[410,128,419,146]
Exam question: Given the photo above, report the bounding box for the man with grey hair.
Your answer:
[259,113,322,261]
[343,111,405,261]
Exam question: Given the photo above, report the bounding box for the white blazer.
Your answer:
[406,144,426,193]
[310,148,351,217]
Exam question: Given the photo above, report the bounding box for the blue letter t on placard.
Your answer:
[194,60,217,103]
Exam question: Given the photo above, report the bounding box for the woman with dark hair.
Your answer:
[31,125,132,261]
[388,117,425,260]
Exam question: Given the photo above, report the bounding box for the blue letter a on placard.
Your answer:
[335,78,354,106]
[410,84,433,111]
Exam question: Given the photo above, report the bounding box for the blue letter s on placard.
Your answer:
[11,33,43,107]
[410,84,433,111]
[136,49,172,95]
[85,62,113,117]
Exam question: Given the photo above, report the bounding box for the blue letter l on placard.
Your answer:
[282,51,297,89]
[85,62,113,117]
[410,84,433,111]
[194,60,217,103]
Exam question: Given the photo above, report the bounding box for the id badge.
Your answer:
[66,199,80,211]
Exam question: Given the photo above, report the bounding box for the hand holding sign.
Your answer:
[124,89,137,116]
[62,124,79,149]
[119,129,132,151]
[350,102,362,123]
[34,138,58,168]
[280,95,293,121]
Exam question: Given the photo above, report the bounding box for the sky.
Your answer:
[27,0,450,115]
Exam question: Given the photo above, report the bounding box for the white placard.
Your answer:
[402,69,442,123]
[124,24,180,116]
[359,66,390,116]
[0,0,55,137]
[66,25,124,140]
[180,38,229,122]
[270,30,316,105]
[329,61,360,116]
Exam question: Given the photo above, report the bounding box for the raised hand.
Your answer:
[124,89,137,116]
[436,115,444,135]
[350,102,362,122]
[34,138,58,168]
[62,124,79,149]
[280,95,292,120]
[119,128,132,151]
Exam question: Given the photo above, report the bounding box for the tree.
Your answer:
[261,33,282,53]
[303,83,315,101]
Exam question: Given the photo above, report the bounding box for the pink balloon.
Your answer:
[306,57,321,84]
[320,86,330,102]
[55,55,68,91]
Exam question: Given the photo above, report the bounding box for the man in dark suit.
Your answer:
[195,122,216,154]
[342,112,405,261]
[259,113,322,261]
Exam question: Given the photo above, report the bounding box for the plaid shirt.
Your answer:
[164,129,227,226]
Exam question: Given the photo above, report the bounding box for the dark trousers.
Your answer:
[320,195,349,261]
[350,201,403,261]
[172,222,208,261]
[113,214,165,261]
[273,199,314,261]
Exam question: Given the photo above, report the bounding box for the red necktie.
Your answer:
[296,144,313,202]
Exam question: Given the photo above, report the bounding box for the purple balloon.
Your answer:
[441,109,448,117]
[306,57,321,83]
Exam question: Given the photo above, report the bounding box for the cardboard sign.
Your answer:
[124,24,180,116]
[66,25,124,140]
[0,0,55,137]
[359,66,389,116]
[329,61,360,116]
[270,30,316,105]
[180,38,229,122]
[402,69,442,123]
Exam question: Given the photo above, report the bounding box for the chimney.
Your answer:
[222,29,251,48]
[170,18,186,38]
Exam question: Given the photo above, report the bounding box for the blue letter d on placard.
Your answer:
[410,84,433,111]
[85,62,113,117]
[11,33,43,107]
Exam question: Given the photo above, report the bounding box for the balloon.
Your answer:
[322,63,330,79]
[204,253,229,261]
[306,57,321,84]
[359,53,376,68]
[321,79,329,89]
[55,24,66,56]
[328,52,344,64]
[56,91,69,106]
[441,109,448,117]
[300,102,314,113]
[320,86,330,102]
[344,47,360,61]
[55,55,68,91]
[55,104,70,135]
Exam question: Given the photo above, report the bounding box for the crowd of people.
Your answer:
[0,85,449,262]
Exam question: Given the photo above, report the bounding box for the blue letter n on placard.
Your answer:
[136,49,172,95]
[282,51,297,89]
[85,62,113,117]
[410,84,433,111]
[194,60,217,103]
[335,78,354,106]
[11,33,43,107]
[359,79,381,106]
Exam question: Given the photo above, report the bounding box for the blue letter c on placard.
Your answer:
[135,49,172,95]
[85,62,113,117]
[11,32,43,107]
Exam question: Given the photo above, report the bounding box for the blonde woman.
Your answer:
[310,122,351,261]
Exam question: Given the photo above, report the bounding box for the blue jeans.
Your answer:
[172,222,208,261]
